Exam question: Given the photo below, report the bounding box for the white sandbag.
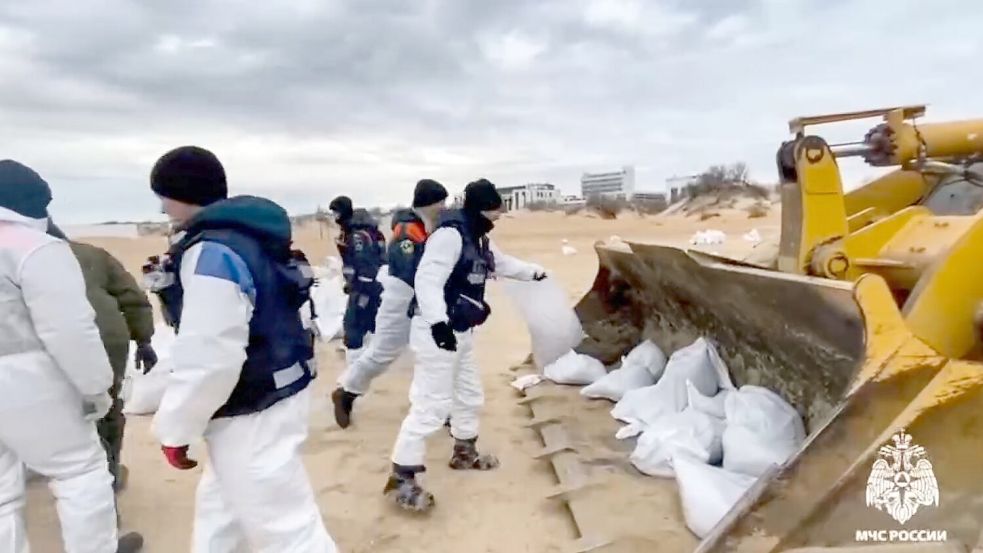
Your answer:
[629,408,725,477]
[504,278,584,369]
[611,337,731,427]
[311,274,346,341]
[511,374,545,392]
[623,340,668,379]
[722,385,805,476]
[690,229,726,245]
[561,245,577,256]
[581,340,666,401]
[742,228,762,245]
[122,324,176,416]
[722,426,796,477]
[544,350,607,385]
[675,455,757,538]
[687,380,729,419]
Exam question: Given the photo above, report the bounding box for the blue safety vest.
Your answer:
[163,225,315,418]
[436,210,496,332]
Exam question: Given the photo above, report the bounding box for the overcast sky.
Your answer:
[2,0,980,223]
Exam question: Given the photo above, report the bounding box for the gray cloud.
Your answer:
[2,0,981,223]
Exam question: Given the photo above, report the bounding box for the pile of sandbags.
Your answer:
[602,337,805,539]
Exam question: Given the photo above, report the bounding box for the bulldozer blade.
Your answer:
[576,242,867,429]
[575,242,983,551]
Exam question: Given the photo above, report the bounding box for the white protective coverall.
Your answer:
[391,227,541,466]
[337,270,413,394]
[152,240,336,553]
[0,207,118,553]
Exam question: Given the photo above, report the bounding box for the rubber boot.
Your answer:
[331,387,359,429]
[117,531,144,553]
[449,437,499,470]
[383,464,435,512]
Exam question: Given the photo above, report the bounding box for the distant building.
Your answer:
[666,174,700,203]
[561,195,585,206]
[632,192,667,203]
[497,183,560,211]
[581,166,635,200]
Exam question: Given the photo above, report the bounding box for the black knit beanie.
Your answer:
[150,146,228,206]
[412,179,448,208]
[329,195,354,223]
[463,178,502,213]
[0,160,52,219]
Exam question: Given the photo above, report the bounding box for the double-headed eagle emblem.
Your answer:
[865,429,939,524]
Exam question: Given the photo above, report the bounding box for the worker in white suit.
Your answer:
[0,160,143,553]
[385,179,546,511]
[145,146,335,552]
[332,179,448,428]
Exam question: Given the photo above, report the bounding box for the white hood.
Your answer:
[0,205,48,231]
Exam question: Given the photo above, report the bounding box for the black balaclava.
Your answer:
[329,195,354,228]
[150,146,228,206]
[412,179,448,208]
[462,178,503,236]
[0,160,53,219]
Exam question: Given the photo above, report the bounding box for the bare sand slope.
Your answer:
[25,209,774,552]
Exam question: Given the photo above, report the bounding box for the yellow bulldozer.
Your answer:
[574,106,983,551]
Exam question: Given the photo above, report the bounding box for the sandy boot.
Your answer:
[449,437,499,470]
[383,464,435,512]
[331,388,359,429]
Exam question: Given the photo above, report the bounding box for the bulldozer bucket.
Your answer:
[573,241,983,550]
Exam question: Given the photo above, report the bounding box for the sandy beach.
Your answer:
[25,206,778,552]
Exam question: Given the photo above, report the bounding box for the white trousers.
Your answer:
[192,388,336,553]
[391,316,483,467]
[0,393,117,553]
[337,280,413,395]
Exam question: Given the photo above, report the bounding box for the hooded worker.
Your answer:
[385,178,546,511]
[332,179,449,428]
[0,160,143,552]
[48,221,157,492]
[147,146,336,551]
[329,195,387,365]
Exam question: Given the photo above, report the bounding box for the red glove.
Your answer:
[162,445,198,470]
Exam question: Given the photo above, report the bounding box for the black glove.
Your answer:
[342,282,352,295]
[135,342,158,374]
[431,322,457,351]
[532,271,548,281]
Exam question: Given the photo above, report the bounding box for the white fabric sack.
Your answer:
[544,350,607,385]
[629,408,725,477]
[581,340,667,401]
[675,454,758,539]
[611,337,732,427]
[311,274,347,341]
[122,324,176,415]
[687,380,730,419]
[504,278,583,369]
[690,230,726,245]
[722,385,805,476]
[511,374,545,392]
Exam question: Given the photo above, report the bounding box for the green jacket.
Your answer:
[70,242,154,347]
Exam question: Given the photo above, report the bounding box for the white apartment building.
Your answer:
[581,166,636,200]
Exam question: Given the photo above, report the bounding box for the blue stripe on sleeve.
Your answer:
[193,242,257,303]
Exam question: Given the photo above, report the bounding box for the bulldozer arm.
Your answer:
[574,241,983,551]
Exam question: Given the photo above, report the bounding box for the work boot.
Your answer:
[449,437,499,470]
[383,464,435,512]
[117,532,144,553]
[331,387,359,429]
[114,464,129,493]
